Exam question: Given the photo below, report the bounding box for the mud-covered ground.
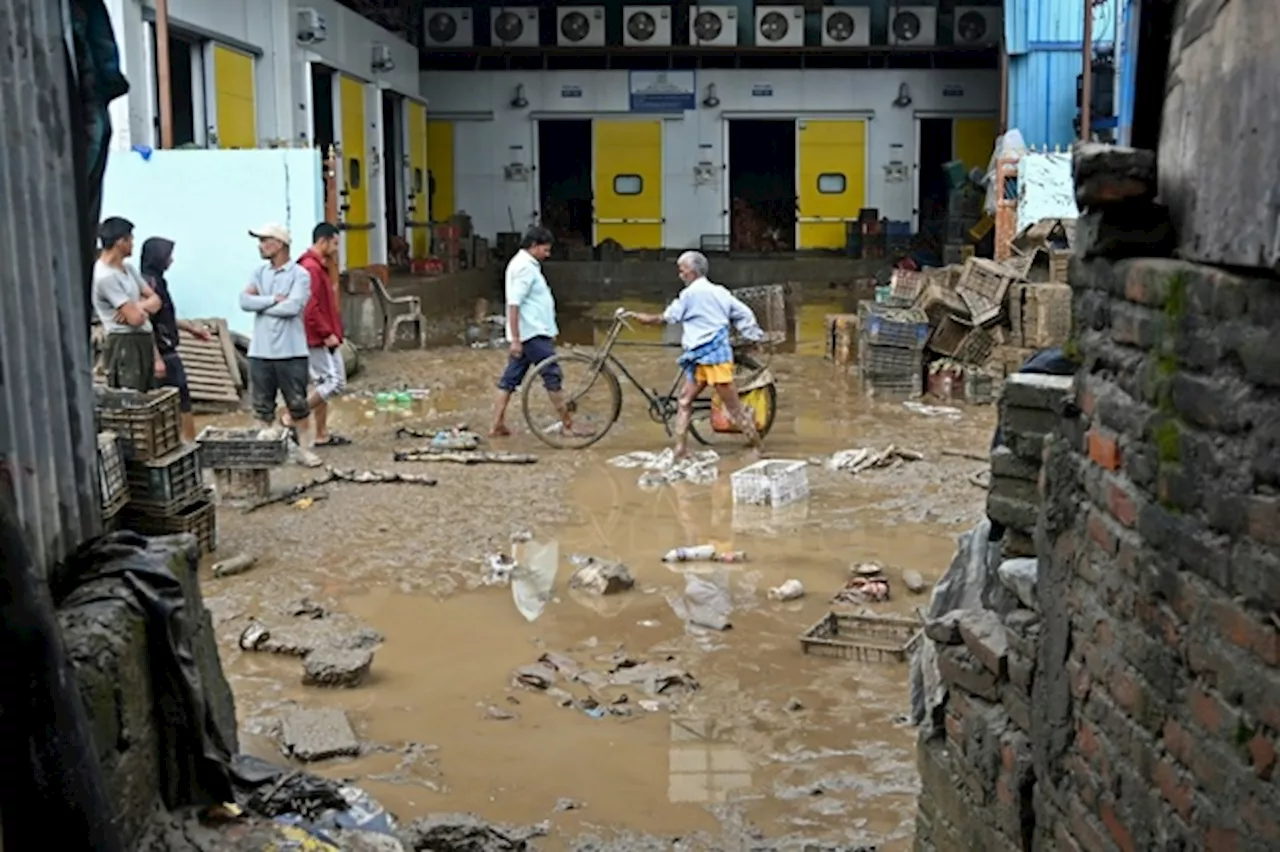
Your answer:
[198,339,996,851]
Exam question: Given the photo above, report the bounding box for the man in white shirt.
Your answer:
[632,251,766,459]
[92,217,164,391]
[490,226,586,437]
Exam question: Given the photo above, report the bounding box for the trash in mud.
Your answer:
[267,783,401,848]
[303,648,374,688]
[784,697,805,712]
[834,575,892,604]
[289,597,328,619]
[568,555,635,595]
[239,620,271,651]
[667,572,733,631]
[395,449,537,465]
[610,448,720,488]
[484,704,518,720]
[238,616,383,658]
[903,400,962,419]
[401,814,548,852]
[609,660,699,696]
[511,538,558,622]
[768,579,805,601]
[211,553,257,578]
[483,553,517,586]
[903,569,929,594]
[554,798,583,812]
[394,423,472,441]
[280,706,360,762]
[824,445,924,475]
[662,544,747,563]
[851,561,885,576]
[512,662,558,691]
[244,467,437,512]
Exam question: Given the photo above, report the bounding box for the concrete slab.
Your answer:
[303,648,374,688]
[280,706,359,762]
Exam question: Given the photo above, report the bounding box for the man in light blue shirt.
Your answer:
[240,223,321,466]
[632,251,766,459]
[490,226,586,437]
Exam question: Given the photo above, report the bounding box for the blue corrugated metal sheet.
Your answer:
[1004,0,1121,148]
[1,0,103,576]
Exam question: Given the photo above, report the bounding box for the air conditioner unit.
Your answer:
[889,6,937,47]
[558,6,605,47]
[689,5,737,47]
[953,6,1001,46]
[820,7,871,47]
[371,43,395,73]
[623,6,672,47]
[296,7,328,45]
[423,7,472,48]
[492,7,539,48]
[755,6,803,48]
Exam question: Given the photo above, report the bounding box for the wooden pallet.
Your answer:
[93,318,243,409]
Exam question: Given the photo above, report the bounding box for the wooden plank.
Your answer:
[216,319,242,388]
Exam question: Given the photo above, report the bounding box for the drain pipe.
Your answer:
[155,0,174,148]
[1081,0,1093,141]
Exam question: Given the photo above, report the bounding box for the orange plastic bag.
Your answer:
[710,387,769,433]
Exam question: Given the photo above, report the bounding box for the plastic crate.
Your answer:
[927,314,972,358]
[799,612,924,663]
[888,268,924,305]
[212,467,272,504]
[196,426,289,469]
[957,258,1021,325]
[953,324,998,365]
[122,490,217,555]
[858,302,929,350]
[860,340,923,377]
[730,284,788,344]
[95,387,182,461]
[1050,250,1071,284]
[98,431,129,518]
[862,373,924,398]
[730,459,809,508]
[126,442,204,515]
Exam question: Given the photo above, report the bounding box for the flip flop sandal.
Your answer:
[315,434,353,447]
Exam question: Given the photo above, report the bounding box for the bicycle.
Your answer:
[520,308,779,450]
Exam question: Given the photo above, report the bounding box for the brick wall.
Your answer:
[915,144,1280,851]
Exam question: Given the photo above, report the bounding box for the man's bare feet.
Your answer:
[489,425,512,438]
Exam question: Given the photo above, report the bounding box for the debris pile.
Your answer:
[510,649,699,718]
[835,563,892,604]
[608,448,719,488]
[823,445,923,475]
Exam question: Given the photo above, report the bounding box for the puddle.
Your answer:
[205,333,995,849]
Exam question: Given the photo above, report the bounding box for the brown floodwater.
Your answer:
[200,322,995,849]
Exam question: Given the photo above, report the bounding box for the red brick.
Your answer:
[1077,720,1101,761]
[1107,478,1139,527]
[1078,382,1097,417]
[1240,795,1280,844]
[1055,820,1086,852]
[1068,795,1112,852]
[1163,718,1193,765]
[1165,717,1229,794]
[1109,668,1145,717]
[1136,599,1183,650]
[1066,754,1099,808]
[1247,732,1276,781]
[1188,686,1226,734]
[1068,658,1092,701]
[1152,759,1193,820]
[1087,509,1119,555]
[1205,826,1239,852]
[1088,428,1122,470]
[1100,801,1137,852]
[1209,597,1280,666]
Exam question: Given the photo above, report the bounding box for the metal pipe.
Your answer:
[155,0,174,148]
[1081,0,1093,140]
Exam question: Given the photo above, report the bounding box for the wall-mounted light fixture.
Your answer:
[510,83,529,109]
[893,82,912,108]
[702,83,720,108]
[372,42,395,73]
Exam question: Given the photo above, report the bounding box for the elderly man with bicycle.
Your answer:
[629,251,766,459]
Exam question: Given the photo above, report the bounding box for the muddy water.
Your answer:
[204,336,995,849]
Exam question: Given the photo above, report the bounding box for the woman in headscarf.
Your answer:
[140,237,211,441]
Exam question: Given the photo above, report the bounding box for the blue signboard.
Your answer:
[629,70,696,113]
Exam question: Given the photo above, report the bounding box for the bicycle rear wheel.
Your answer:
[688,353,778,447]
[521,351,623,449]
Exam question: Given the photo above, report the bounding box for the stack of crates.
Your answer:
[857,302,929,397]
[196,427,290,507]
[97,387,217,555]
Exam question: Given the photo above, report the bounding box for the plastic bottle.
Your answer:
[395,391,413,406]
[374,392,392,411]
[712,550,748,563]
[662,544,716,563]
[767,579,805,601]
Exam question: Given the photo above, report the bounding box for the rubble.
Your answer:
[280,706,360,762]
[401,814,548,852]
[303,648,374,688]
[568,556,635,595]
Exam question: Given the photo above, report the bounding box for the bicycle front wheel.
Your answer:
[521,351,623,449]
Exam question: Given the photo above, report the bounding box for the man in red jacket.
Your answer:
[292,222,351,446]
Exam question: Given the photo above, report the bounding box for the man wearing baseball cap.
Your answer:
[240,223,322,467]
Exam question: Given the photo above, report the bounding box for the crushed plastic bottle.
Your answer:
[767,579,805,601]
[662,544,717,563]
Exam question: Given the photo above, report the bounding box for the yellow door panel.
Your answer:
[953,117,999,173]
[406,101,429,259]
[339,75,370,269]
[593,119,663,249]
[796,119,866,249]
[212,45,256,149]
[426,121,455,221]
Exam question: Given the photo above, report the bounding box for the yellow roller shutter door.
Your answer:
[953,117,999,173]
[338,75,370,268]
[212,45,256,149]
[426,121,455,221]
[406,101,429,259]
